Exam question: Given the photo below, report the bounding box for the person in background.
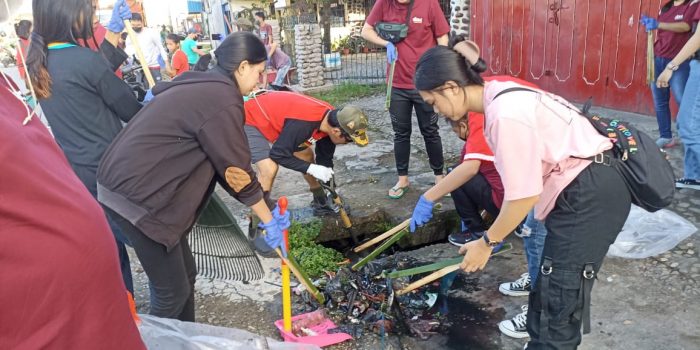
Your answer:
[182,27,205,70]
[255,11,273,45]
[160,24,167,44]
[125,12,168,87]
[362,0,450,199]
[265,41,291,88]
[658,1,700,190]
[640,0,699,148]
[165,33,189,78]
[13,19,31,84]
[414,37,632,349]
[26,0,141,295]
[97,32,289,322]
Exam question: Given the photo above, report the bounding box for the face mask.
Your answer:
[133,27,143,33]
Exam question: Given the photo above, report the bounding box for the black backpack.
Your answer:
[494,87,675,212]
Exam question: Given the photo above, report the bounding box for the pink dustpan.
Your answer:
[275,312,352,347]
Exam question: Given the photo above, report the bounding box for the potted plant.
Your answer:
[332,36,351,55]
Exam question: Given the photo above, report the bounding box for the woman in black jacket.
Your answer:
[97,32,289,321]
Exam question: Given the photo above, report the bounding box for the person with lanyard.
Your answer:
[124,12,168,87]
[658,1,700,190]
[0,0,145,348]
[25,0,141,297]
[97,32,290,322]
[182,27,205,70]
[413,37,633,349]
[640,0,700,148]
[244,90,369,214]
[362,0,450,199]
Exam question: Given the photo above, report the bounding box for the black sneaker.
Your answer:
[676,178,700,190]
[499,273,531,296]
[498,305,529,339]
[448,230,483,247]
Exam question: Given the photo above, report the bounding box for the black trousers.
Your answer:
[526,163,631,349]
[451,172,499,232]
[389,87,444,176]
[104,207,197,322]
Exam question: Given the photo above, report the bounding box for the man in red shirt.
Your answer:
[244,90,369,214]
[362,0,450,199]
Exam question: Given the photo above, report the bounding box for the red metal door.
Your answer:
[471,0,663,115]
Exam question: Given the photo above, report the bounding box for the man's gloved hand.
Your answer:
[259,217,287,256]
[107,0,132,33]
[386,42,398,64]
[410,195,434,232]
[640,15,659,32]
[306,164,334,183]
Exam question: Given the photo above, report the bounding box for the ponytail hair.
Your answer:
[193,53,214,71]
[26,0,95,99]
[414,35,487,91]
[26,31,52,99]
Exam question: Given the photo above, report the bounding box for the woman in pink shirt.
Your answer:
[412,37,632,349]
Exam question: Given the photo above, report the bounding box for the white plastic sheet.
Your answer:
[138,314,322,350]
[607,205,697,259]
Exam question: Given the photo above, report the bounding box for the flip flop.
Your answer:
[388,185,409,199]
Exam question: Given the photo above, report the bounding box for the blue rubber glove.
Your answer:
[143,89,154,103]
[107,0,132,33]
[259,218,287,257]
[272,204,291,231]
[410,195,434,232]
[386,42,398,64]
[640,15,658,32]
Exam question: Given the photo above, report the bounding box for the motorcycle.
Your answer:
[120,56,148,102]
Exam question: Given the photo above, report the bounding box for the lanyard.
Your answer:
[48,42,77,50]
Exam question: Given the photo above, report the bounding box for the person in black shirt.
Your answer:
[25,0,141,294]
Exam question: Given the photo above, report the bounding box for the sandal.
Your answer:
[388,185,409,199]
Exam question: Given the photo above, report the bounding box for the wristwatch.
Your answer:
[665,62,680,72]
[482,232,502,248]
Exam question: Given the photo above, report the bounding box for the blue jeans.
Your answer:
[678,59,700,180]
[273,63,291,86]
[650,56,690,139]
[521,210,547,288]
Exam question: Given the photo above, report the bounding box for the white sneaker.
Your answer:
[499,305,530,339]
[499,273,531,296]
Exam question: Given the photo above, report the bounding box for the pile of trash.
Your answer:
[292,255,455,340]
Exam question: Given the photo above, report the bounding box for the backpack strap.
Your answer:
[492,87,537,101]
[492,86,631,159]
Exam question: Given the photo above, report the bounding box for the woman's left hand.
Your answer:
[657,69,673,88]
[458,238,492,272]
